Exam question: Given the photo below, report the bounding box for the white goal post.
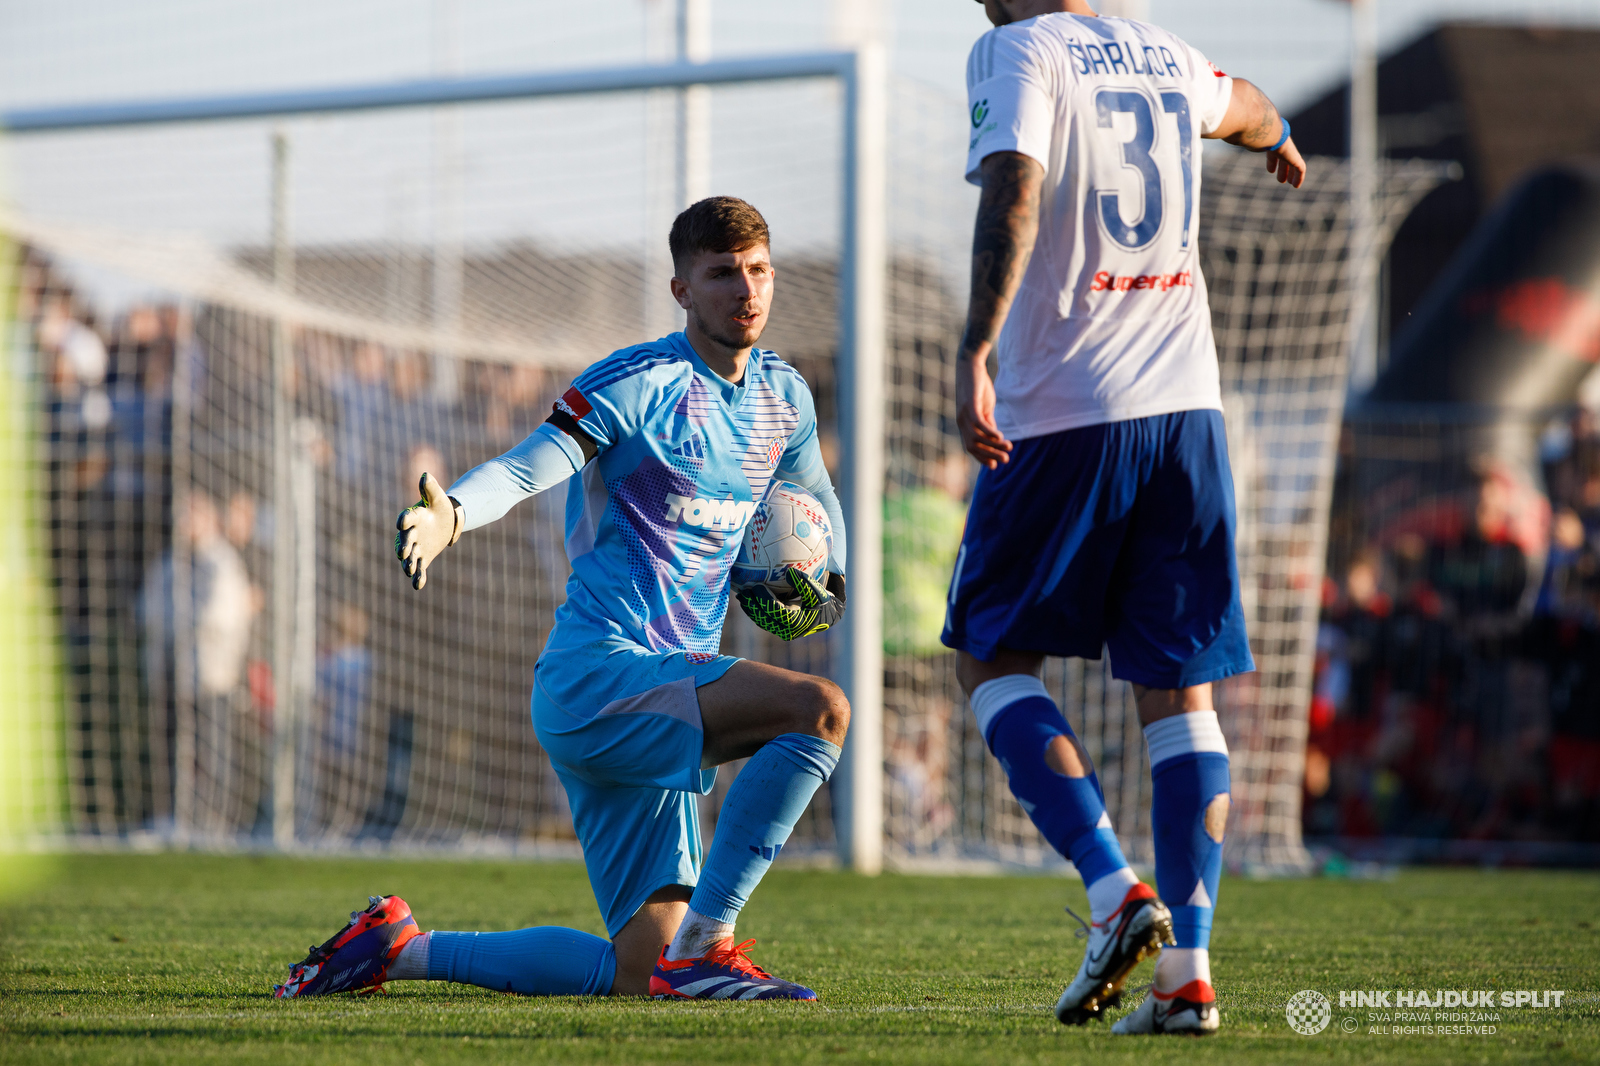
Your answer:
[3,48,890,871]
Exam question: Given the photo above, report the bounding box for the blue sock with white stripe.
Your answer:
[418,927,616,995]
[973,676,1139,922]
[1146,710,1230,993]
[685,732,840,929]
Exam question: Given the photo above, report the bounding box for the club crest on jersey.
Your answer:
[554,386,592,420]
[664,493,756,531]
[685,651,719,665]
[766,437,784,469]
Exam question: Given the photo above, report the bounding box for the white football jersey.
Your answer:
[965,13,1234,439]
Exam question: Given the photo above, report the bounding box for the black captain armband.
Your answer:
[545,409,599,464]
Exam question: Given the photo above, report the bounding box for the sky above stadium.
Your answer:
[4,0,1599,113]
[2,0,1597,311]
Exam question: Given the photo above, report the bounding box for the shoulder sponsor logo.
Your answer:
[664,493,757,532]
[554,385,592,420]
[1209,61,1228,77]
[969,98,999,151]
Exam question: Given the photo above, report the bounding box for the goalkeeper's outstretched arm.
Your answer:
[450,420,590,531]
[394,418,593,591]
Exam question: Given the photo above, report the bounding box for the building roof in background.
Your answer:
[1288,23,1600,341]
[1443,25,1600,202]
[1290,22,1600,205]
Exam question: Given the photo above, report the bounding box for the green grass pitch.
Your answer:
[1,855,1595,1064]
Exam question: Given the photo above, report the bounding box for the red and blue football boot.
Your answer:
[273,895,420,997]
[649,938,817,1001]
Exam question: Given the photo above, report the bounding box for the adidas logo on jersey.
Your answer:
[664,493,756,532]
[671,434,706,461]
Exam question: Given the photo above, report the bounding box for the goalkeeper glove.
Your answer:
[737,568,847,641]
[394,472,463,591]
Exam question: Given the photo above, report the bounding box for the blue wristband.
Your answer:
[1254,117,1291,154]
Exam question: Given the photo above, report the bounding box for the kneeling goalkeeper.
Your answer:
[274,197,848,1001]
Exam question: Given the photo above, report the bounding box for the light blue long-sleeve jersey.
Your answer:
[449,332,846,656]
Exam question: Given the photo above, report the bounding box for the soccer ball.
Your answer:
[730,481,834,595]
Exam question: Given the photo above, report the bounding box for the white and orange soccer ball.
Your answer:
[731,481,834,595]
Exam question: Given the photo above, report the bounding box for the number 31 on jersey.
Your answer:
[1094,88,1195,252]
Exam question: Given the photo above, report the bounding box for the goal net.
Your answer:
[3,70,1446,873]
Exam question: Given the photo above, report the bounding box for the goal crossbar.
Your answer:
[2,53,862,132]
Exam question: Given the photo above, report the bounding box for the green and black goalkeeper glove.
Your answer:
[737,568,847,641]
[394,472,463,591]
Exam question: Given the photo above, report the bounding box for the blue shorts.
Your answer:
[942,409,1254,689]
[532,636,740,937]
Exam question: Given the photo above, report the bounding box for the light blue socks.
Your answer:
[424,927,616,996]
[689,732,841,923]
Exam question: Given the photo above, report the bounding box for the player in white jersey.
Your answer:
[944,0,1306,1036]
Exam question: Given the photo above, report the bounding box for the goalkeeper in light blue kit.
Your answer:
[274,197,849,1002]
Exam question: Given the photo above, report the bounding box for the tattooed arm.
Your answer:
[957,150,1044,468]
[1208,77,1307,188]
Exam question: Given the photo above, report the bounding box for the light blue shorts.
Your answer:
[532,636,740,937]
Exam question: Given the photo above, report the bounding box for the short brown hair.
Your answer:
[669,196,770,276]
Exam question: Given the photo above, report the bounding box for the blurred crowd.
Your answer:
[1308,412,1600,848]
[24,249,571,839]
